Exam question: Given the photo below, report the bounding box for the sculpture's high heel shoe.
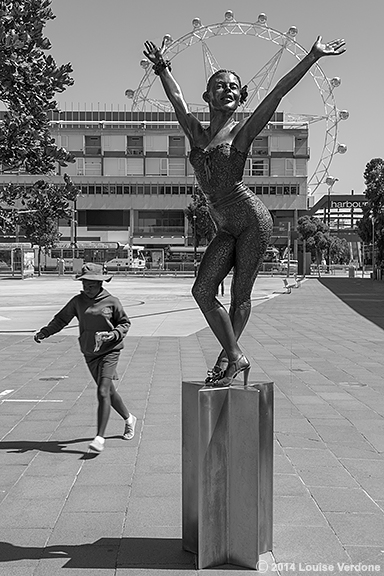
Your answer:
[213,355,250,387]
[205,356,229,384]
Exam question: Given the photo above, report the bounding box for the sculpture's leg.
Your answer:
[203,305,242,362]
[213,220,270,365]
[192,231,239,362]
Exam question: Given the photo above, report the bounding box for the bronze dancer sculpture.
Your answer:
[144,36,345,386]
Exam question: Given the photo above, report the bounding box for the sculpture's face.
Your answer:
[206,72,241,112]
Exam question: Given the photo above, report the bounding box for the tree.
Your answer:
[357,158,384,267]
[329,236,351,265]
[0,0,74,172]
[0,174,79,274]
[297,215,331,271]
[185,187,216,247]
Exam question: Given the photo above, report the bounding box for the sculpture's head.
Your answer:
[203,70,248,111]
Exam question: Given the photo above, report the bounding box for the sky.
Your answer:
[45,0,384,201]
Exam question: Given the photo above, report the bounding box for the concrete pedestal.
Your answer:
[182,381,273,570]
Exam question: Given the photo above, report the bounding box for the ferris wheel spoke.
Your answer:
[201,42,222,82]
[246,47,285,107]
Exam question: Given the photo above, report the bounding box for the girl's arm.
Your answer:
[34,297,77,342]
[110,299,131,342]
[234,37,346,151]
[143,40,205,145]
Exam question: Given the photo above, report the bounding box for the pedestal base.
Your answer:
[182,381,273,570]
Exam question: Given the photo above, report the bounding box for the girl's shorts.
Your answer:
[86,351,120,385]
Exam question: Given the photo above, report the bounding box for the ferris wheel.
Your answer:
[125,10,348,193]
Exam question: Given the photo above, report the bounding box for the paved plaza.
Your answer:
[0,273,384,575]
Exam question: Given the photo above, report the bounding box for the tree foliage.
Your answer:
[357,158,384,266]
[329,236,351,265]
[0,174,79,273]
[297,215,331,265]
[0,0,74,172]
[185,187,216,247]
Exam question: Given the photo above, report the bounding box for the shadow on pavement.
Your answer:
[0,437,95,456]
[0,538,197,570]
[319,278,384,331]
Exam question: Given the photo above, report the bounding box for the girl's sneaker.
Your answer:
[123,414,137,440]
[89,436,105,452]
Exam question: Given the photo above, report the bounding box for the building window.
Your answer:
[145,134,168,153]
[270,158,285,176]
[84,135,101,155]
[127,135,143,155]
[137,210,185,235]
[169,157,185,176]
[145,158,168,176]
[270,134,294,152]
[244,158,269,176]
[169,135,185,156]
[127,157,144,175]
[285,159,294,177]
[84,158,102,176]
[104,158,126,176]
[82,209,130,229]
[295,158,307,176]
[295,137,308,155]
[251,159,269,176]
[251,136,268,155]
[76,158,84,176]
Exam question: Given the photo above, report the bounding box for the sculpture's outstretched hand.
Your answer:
[143,39,166,65]
[311,36,346,58]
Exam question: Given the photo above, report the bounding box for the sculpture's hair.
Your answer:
[206,69,248,104]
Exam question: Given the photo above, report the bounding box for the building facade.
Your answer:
[0,109,311,258]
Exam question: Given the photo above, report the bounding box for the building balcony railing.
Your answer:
[135,226,185,235]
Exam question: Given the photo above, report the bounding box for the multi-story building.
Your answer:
[0,109,311,263]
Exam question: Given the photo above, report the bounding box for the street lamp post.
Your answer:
[325,176,338,270]
[193,212,198,278]
[372,214,376,279]
[325,176,339,227]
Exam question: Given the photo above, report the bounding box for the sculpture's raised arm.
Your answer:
[234,36,346,151]
[143,40,203,144]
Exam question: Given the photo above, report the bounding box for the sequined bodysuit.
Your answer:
[189,142,273,312]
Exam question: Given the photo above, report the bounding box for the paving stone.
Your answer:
[325,512,384,546]
[274,474,308,497]
[0,498,63,528]
[274,494,327,526]
[272,524,351,564]
[7,475,74,499]
[125,497,181,528]
[131,472,181,498]
[344,545,384,566]
[64,485,131,512]
[47,512,125,544]
[309,486,383,514]
[117,537,195,569]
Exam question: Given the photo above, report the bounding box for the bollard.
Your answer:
[182,381,273,570]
